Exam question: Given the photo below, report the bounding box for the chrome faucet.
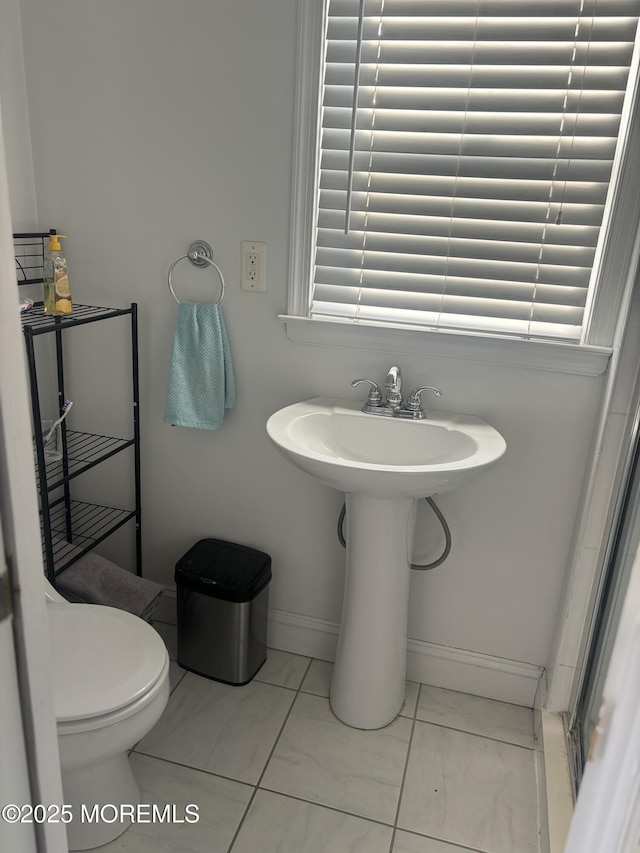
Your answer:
[351,365,442,419]
[384,365,403,411]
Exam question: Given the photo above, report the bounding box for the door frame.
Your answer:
[0,112,67,852]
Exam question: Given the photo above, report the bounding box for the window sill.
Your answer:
[280,315,612,376]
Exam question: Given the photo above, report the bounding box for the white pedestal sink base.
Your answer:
[330,494,418,729]
[267,397,506,731]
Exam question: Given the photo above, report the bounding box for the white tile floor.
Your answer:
[104,623,542,852]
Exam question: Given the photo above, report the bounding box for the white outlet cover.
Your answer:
[241,241,266,292]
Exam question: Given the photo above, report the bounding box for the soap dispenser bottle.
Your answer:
[43,231,72,315]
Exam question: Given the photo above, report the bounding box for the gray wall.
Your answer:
[3,0,607,685]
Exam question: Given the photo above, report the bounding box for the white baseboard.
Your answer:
[535,746,551,853]
[268,607,543,707]
[154,586,177,625]
[540,710,574,852]
[159,588,542,706]
[405,635,543,707]
[267,607,340,660]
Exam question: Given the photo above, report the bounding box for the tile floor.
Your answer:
[102,621,542,853]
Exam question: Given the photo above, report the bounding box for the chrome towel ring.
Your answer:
[167,240,225,305]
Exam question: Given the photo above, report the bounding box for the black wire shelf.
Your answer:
[36,430,135,492]
[14,232,48,285]
[45,499,137,576]
[17,230,142,584]
[22,302,133,335]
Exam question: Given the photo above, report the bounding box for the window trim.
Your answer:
[284,0,640,376]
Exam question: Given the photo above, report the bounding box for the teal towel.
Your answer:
[163,302,235,430]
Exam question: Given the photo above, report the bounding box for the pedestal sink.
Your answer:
[266,397,506,729]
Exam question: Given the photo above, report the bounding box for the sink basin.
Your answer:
[266,395,506,729]
[266,397,506,498]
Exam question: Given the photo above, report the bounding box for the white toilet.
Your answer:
[45,579,170,851]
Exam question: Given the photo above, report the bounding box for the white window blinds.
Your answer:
[310,0,640,341]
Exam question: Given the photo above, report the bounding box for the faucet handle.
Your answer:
[351,378,383,409]
[406,385,442,418]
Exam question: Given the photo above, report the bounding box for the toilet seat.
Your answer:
[47,602,169,723]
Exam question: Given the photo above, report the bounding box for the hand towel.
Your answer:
[56,551,164,622]
[163,302,235,430]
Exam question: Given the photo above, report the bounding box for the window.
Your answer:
[286,0,640,369]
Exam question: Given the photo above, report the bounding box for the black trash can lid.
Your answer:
[175,538,271,603]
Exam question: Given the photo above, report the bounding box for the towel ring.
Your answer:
[167,240,225,305]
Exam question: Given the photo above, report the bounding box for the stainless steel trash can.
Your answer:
[175,538,271,685]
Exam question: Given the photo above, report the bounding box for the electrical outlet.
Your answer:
[241,241,266,292]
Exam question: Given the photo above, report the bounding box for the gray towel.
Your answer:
[56,551,163,622]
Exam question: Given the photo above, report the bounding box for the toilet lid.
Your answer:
[47,602,169,722]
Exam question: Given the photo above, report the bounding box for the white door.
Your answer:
[0,108,68,851]
[565,539,640,852]
[0,518,37,853]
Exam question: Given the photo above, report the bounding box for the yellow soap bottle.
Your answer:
[43,232,72,315]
